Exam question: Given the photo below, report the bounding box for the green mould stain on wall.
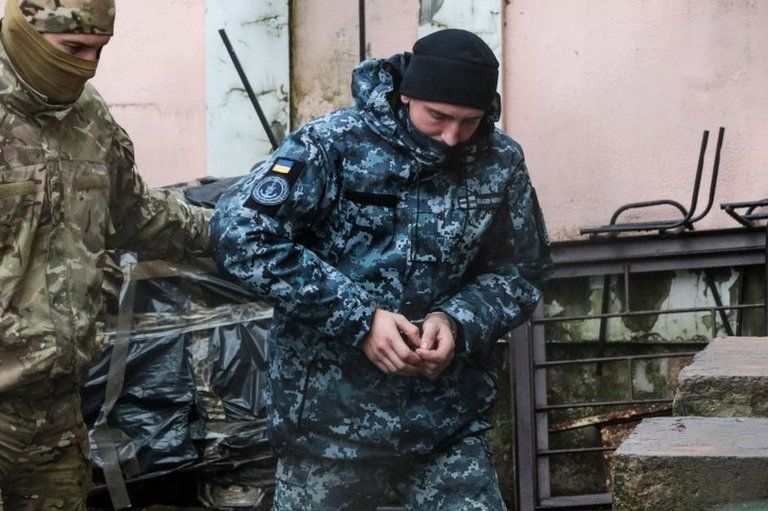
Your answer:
[543,269,748,345]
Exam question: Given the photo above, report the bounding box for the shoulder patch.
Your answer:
[245,158,306,215]
[252,175,290,206]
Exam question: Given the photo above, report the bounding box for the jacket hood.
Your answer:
[351,52,500,167]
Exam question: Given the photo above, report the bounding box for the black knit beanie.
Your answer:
[400,29,499,110]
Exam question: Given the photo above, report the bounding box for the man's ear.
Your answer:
[400,94,411,105]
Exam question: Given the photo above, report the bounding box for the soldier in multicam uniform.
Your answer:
[212,29,552,510]
[0,0,210,509]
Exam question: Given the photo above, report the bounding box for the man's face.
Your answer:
[401,95,484,147]
[42,33,111,61]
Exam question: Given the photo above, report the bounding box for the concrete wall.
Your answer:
[504,0,768,240]
[4,0,765,232]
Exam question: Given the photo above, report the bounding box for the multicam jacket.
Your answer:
[0,44,210,396]
[212,54,552,461]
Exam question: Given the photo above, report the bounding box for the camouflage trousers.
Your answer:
[273,435,508,511]
[0,389,90,510]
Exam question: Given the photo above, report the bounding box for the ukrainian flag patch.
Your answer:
[272,158,295,174]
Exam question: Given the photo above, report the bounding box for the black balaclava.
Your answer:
[400,28,499,110]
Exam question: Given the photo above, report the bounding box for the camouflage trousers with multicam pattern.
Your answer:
[273,434,508,511]
[0,388,90,510]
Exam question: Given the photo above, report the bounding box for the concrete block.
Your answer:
[612,417,768,511]
[673,337,768,417]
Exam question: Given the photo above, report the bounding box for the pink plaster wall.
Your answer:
[92,0,207,187]
[0,0,207,187]
[291,0,418,125]
[504,0,768,240]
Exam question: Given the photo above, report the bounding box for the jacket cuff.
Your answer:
[344,299,378,348]
[433,306,471,355]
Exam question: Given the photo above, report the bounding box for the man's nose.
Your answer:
[441,125,460,147]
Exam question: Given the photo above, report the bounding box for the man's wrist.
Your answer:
[426,311,463,351]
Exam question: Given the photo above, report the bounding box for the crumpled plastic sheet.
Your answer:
[82,261,274,481]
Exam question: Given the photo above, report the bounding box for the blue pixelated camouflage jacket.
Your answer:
[211,54,553,461]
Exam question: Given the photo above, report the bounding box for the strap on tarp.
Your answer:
[92,252,139,510]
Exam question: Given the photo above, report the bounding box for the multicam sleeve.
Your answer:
[106,125,211,259]
[210,129,377,344]
[435,160,553,359]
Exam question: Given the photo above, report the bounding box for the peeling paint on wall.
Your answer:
[206,0,290,178]
[545,269,744,343]
[419,0,446,24]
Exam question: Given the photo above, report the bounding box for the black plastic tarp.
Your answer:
[82,256,274,493]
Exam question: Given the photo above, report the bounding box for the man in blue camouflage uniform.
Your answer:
[212,29,552,510]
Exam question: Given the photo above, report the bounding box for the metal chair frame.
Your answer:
[581,127,725,237]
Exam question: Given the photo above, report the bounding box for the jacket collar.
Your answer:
[0,28,75,118]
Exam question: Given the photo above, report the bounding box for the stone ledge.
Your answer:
[612,417,768,511]
[673,337,768,417]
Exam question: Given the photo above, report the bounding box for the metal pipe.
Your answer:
[536,397,673,412]
[539,446,617,456]
[703,269,734,336]
[533,302,763,324]
[595,275,611,376]
[764,223,768,334]
[736,268,746,335]
[690,127,725,223]
[623,266,631,311]
[536,351,697,368]
[218,29,279,151]
[359,0,367,62]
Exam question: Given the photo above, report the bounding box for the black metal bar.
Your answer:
[581,220,689,235]
[607,199,688,226]
[689,127,725,223]
[736,267,746,336]
[539,446,617,456]
[703,269,734,336]
[539,493,613,509]
[595,275,611,376]
[745,212,768,221]
[723,198,768,209]
[533,302,763,324]
[764,223,768,334]
[536,397,674,412]
[724,208,756,227]
[623,267,631,311]
[652,129,708,230]
[513,324,537,511]
[507,332,520,508]
[218,29,279,151]
[359,0,367,62]
[536,351,697,368]
[555,253,767,279]
[554,228,766,268]
[721,198,768,227]
[532,306,552,502]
